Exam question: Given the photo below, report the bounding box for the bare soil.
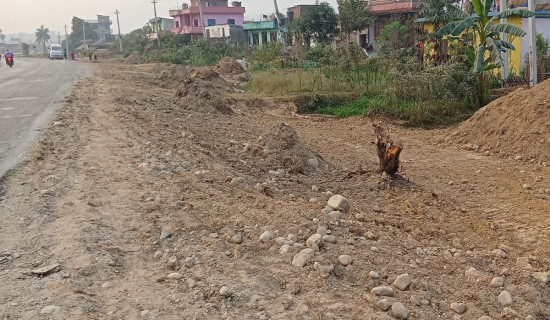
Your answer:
[0,61,549,320]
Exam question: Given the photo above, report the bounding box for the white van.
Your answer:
[49,44,64,59]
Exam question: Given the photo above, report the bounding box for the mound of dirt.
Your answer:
[174,68,235,114]
[449,79,550,161]
[126,51,145,64]
[260,123,327,173]
[153,64,194,89]
[213,57,245,75]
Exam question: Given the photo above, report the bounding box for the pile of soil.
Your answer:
[154,64,194,89]
[260,123,327,173]
[174,68,235,114]
[126,51,145,64]
[213,57,245,75]
[490,85,529,98]
[450,79,550,161]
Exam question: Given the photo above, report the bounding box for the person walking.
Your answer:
[70,51,76,60]
[93,50,98,62]
[63,48,68,60]
[88,49,92,61]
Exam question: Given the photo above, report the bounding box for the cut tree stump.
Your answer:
[374,124,402,176]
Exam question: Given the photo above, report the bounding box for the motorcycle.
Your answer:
[6,56,14,68]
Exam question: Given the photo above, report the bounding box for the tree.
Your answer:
[0,28,5,41]
[68,17,99,49]
[436,0,535,73]
[337,0,374,42]
[35,25,50,53]
[420,0,467,33]
[294,1,338,48]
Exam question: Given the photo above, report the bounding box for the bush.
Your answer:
[152,40,240,66]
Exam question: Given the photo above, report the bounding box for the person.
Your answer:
[88,49,92,61]
[93,50,98,61]
[63,48,67,60]
[70,51,76,60]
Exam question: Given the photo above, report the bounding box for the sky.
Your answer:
[0,0,339,38]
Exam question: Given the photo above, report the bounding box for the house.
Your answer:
[85,15,113,41]
[242,21,281,47]
[205,24,248,47]
[368,0,424,47]
[169,0,246,40]
[149,17,175,40]
[286,4,317,22]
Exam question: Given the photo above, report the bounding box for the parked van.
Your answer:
[49,44,64,59]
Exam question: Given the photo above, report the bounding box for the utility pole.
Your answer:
[64,24,69,53]
[528,0,537,86]
[152,0,162,48]
[83,21,87,50]
[198,0,206,39]
[115,9,123,52]
[500,0,509,82]
[58,33,61,44]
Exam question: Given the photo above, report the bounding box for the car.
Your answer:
[49,44,64,60]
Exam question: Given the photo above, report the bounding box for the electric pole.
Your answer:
[528,0,537,86]
[152,0,162,48]
[115,9,123,52]
[198,0,206,39]
[58,33,61,44]
[64,24,69,53]
[500,0,508,82]
[83,21,87,50]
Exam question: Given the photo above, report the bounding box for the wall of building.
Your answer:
[521,16,550,70]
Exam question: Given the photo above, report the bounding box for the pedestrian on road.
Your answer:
[70,51,76,60]
[88,50,92,61]
[93,50,98,62]
[63,49,68,60]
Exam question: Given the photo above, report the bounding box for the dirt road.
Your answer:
[0,61,549,320]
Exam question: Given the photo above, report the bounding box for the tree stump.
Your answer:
[374,124,402,176]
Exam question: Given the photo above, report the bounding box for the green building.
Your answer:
[242,21,281,47]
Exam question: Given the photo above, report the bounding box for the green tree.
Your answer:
[536,33,549,57]
[35,25,50,53]
[376,21,409,53]
[421,0,467,33]
[114,25,150,56]
[435,0,535,73]
[337,0,374,42]
[294,1,338,48]
[68,17,99,49]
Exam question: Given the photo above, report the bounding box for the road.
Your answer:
[0,57,84,178]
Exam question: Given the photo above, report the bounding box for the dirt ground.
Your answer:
[0,59,549,320]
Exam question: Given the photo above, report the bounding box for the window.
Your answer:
[175,21,180,28]
[194,19,199,27]
[207,19,216,26]
[227,19,235,25]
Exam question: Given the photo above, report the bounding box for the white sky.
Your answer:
[1,0,339,36]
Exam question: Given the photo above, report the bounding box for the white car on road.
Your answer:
[49,44,64,59]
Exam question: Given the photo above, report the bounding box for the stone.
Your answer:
[328,211,342,220]
[322,235,336,244]
[492,249,507,258]
[232,233,243,244]
[53,121,64,126]
[287,234,298,242]
[275,237,293,246]
[187,278,197,289]
[306,234,323,248]
[312,185,319,192]
[450,302,467,314]
[490,277,505,287]
[416,248,426,255]
[293,243,305,250]
[309,198,319,203]
[167,273,184,280]
[376,298,393,311]
[327,195,350,213]
[160,231,171,240]
[410,295,421,306]
[184,257,195,268]
[243,143,252,151]
[533,271,550,283]
[501,307,518,317]
[280,245,292,254]
[465,267,484,278]
[338,255,353,266]
[516,256,532,268]
[292,249,315,267]
[391,302,409,320]
[325,191,334,198]
[498,290,513,306]
[32,263,60,276]
[313,261,334,277]
[219,286,233,298]
[393,274,412,291]
[311,243,320,253]
[167,256,178,269]
[369,271,380,279]
[259,231,274,243]
[316,226,328,236]
[40,306,61,314]
[371,286,394,297]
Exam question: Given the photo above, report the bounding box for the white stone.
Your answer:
[327,195,350,213]
[498,290,513,306]
[465,267,484,278]
[492,249,507,258]
[232,233,243,244]
[280,244,292,254]
[490,277,505,287]
[219,286,233,298]
[313,261,334,277]
[371,286,394,297]
[167,273,184,280]
[316,226,328,236]
[328,211,342,220]
[259,231,274,242]
[292,248,315,267]
[450,302,467,314]
[533,272,550,284]
[338,255,353,266]
[393,274,411,291]
[306,234,323,248]
[312,185,319,192]
[40,306,61,314]
[369,271,380,279]
[322,235,336,244]
[167,256,178,269]
[391,302,409,320]
[376,298,393,311]
[516,256,532,268]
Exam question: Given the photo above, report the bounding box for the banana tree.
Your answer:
[435,0,534,73]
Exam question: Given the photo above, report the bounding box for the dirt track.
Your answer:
[0,61,549,320]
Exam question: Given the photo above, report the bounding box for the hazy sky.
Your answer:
[1,0,339,36]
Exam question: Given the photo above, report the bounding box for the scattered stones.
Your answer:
[450,302,467,314]
[280,245,292,254]
[371,286,394,297]
[306,234,323,248]
[327,195,350,213]
[160,231,171,240]
[184,257,195,268]
[338,255,353,266]
[40,305,61,314]
[292,248,315,267]
[287,234,298,242]
[153,251,162,259]
[328,211,342,220]
[167,256,178,269]
[166,273,184,280]
[376,298,393,311]
[490,277,505,287]
[465,267,484,278]
[53,121,64,127]
[31,263,60,276]
[498,290,513,306]
[259,231,274,243]
[316,226,328,236]
[325,191,334,199]
[313,261,334,278]
[369,271,380,279]
[232,233,243,244]
[533,271,550,283]
[492,249,507,258]
[393,274,411,291]
[410,295,421,306]
[501,307,518,317]
[365,231,377,240]
[391,302,409,320]
[516,256,532,268]
[312,185,319,192]
[322,235,336,244]
[219,286,233,298]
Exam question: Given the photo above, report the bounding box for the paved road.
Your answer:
[0,57,84,179]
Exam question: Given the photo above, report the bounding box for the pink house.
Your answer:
[169,0,245,39]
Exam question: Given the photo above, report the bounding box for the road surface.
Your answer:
[0,57,84,178]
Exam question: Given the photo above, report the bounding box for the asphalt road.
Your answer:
[0,57,84,179]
